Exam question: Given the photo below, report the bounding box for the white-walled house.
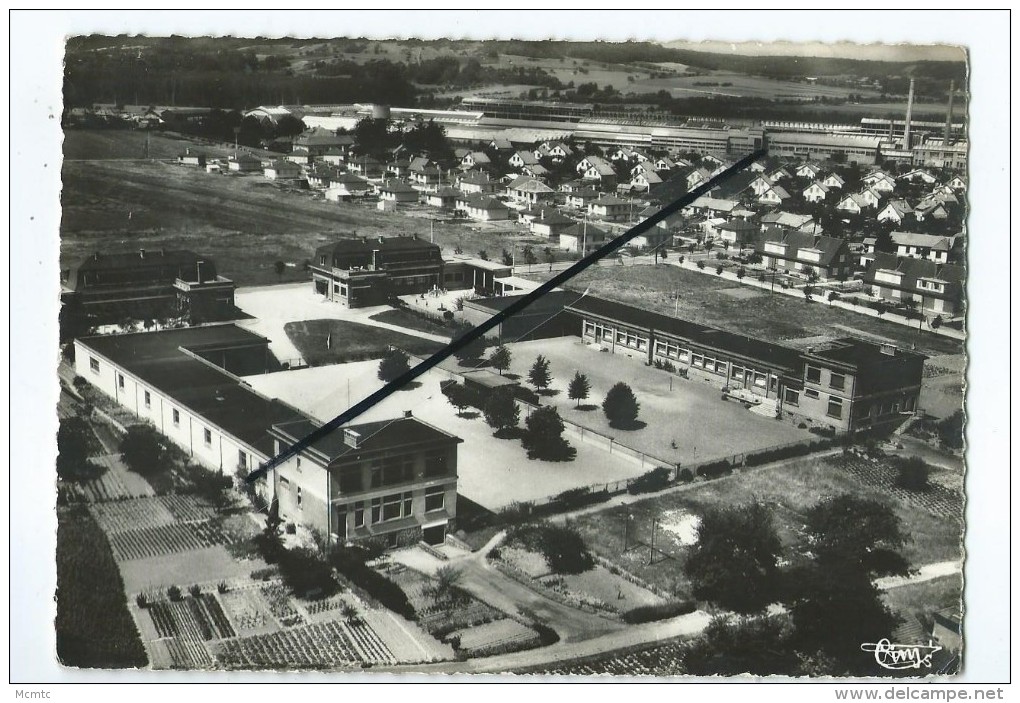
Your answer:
[803,181,831,203]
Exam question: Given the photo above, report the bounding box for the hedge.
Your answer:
[627,466,673,495]
[695,460,732,480]
[330,549,416,620]
[621,600,698,624]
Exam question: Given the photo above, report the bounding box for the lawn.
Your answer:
[284,319,447,366]
[569,454,965,596]
[56,507,148,668]
[526,264,964,357]
[368,308,457,339]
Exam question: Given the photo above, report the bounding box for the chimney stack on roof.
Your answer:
[196,260,205,284]
[139,249,146,259]
[403,410,413,418]
[343,429,361,448]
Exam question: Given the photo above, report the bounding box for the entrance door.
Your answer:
[423,524,446,546]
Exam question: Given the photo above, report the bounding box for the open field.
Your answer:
[503,337,811,465]
[569,455,963,596]
[60,131,525,286]
[883,573,963,624]
[632,71,884,101]
[526,264,964,357]
[63,128,278,162]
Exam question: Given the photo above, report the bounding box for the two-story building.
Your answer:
[310,236,444,308]
[863,252,965,315]
[506,176,555,205]
[757,229,851,281]
[588,195,632,222]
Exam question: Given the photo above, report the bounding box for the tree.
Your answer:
[684,614,800,677]
[453,333,489,364]
[483,389,520,437]
[501,249,514,267]
[429,565,465,604]
[874,229,896,254]
[543,247,556,271]
[602,382,640,428]
[352,117,394,156]
[489,345,511,376]
[477,249,490,261]
[56,417,104,482]
[528,355,552,392]
[684,501,783,614]
[802,494,909,579]
[273,260,286,280]
[567,371,591,408]
[120,424,176,477]
[443,382,472,417]
[521,406,576,461]
[521,245,538,267]
[937,409,964,450]
[377,348,411,383]
[894,456,932,492]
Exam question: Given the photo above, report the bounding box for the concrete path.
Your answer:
[876,561,963,591]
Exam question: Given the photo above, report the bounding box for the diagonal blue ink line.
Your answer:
[246,148,767,484]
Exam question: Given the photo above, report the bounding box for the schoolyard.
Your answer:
[501,337,812,466]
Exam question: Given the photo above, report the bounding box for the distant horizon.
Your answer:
[663,40,965,63]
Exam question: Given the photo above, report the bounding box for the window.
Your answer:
[370,498,382,523]
[297,487,303,509]
[403,491,413,517]
[784,389,799,406]
[425,486,445,513]
[806,366,821,383]
[340,468,362,493]
[238,449,247,468]
[296,457,302,472]
[354,503,365,528]
[118,374,125,389]
[425,450,448,478]
[89,357,100,374]
[805,389,820,400]
[827,397,843,419]
[370,461,382,489]
[830,373,846,391]
[172,408,180,426]
[753,373,767,388]
[144,390,151,408]
[382,494,403,521]
[203,428,212,446]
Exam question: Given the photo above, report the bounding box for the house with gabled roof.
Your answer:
[877,199,914,225]
[547,142,574,161]
[325,173,372,201]
[796,162,823,179]
[509,150,540,168]
[947,175,967,192]
[757,183,791,206]
[263,159,302,180]
[898,168,937,185]
[489,138,513,152]
[836,192,871,214]
[803,181,831,203]
[759,211,816,232]
[630,170,664,192]
[686,167,713,191]
[559,222,609,254]
[890,231,960,264]
[863,252,965,314]
[857,187,883,209]
[822,172,846,190]
[424,187,461,209]
[716,219,759,247]
[521,164,550,179]
[527,208,576,238]
[227,152,263,172]
[682,195,738,219]
[348,156,386,179]
[767,166,793,182]
[461,151,491,169]
[455,193,511,221]
[757,228,851,280]
[377,180,420,203]
[506,175,555,205]
[653,156,678,172]
[748,174,775,197]
[862,170,896,193]
[914,197,949,221]
[292,127,353,157]
[564,188,602,210]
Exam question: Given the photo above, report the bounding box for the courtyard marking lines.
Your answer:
[246,148,768,484]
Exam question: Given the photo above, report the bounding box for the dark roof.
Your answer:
[560,223,610,240]
[805,337,927,367]
[71,249,204,274]
[646,171,690,205]
[566,296,803,371]
[525,209,575,226]
[717,219,758,233]
[271,416,461,467]
[709,170,758,200]
[465,290,575,315]
[315,236,439,261]
[758,228,848,267]
[863,253,965,301]
[79,325,305,456]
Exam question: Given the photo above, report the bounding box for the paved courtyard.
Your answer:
[501,337,812,465]
[243,361,650,511]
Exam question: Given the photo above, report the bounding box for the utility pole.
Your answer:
[648,517,657,565]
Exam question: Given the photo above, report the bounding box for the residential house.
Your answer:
[509,150,540,169]
[822,172,846,189]
[898,168,937,185]
[716,219,759,247]
[547,143,574,161]
[461,151,492,170]
[588,195,632,222]
[654,156,679,172]
[521,164,550,179]
[835,192,870,214]
[630,161,660,178]
[506,176,556,205]
[877,199,914,225]
[227,153,262,172]
[320,148,348,166]
[324,173,372,200]
[767,166,793,182]
[292,128,353,158]
[748,174,776,197]
[914,197,949,221]
[178,149,206,167]
[578,156,617,188]
[947,175,967,192]
[890,232,959,264]
[307,165,344,189]
[795,162,823,179]
[424,187,460,209]
[528,209,576,239]
[863,253,965,315]
[682,195,738,219]
[862,170,897,193]
[348,156,386,179]
[285,152,314,167]
[686,167,714,190]
[802,181,831,203]
[263,160,302,180]
[456,194,511,221]
[411,166,443,189]
[456,171,497,195]
[759,211,816,232]
[702,154,726,168]
[559,222,609,254]
[630,170,664,192]
[757,183,791,206]
[311,236,444,307]
[757,228,851,280]
[857,187,883,209]
[564,188,602,210]
[489,138,513,152]
[378,180,420,204]
[387,158,413,178]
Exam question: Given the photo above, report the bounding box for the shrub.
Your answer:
[808,425,836,438]
[506,524,594,575]
[217,582,229,594]
[167,585,182,602]
[188,584,202,598]
[696,261,705,270]
[679,468,694,483]
[621,600,697,624]
[522,406,576,461]
[893,456,932,492]
[627,466,672,495]
[330,548,415,619]
[285,523,297,535]
[533,622,560,646]
[135,593,148,609]
[695,460,732,480]
[278,546,337,598]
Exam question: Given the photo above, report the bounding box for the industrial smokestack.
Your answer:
[944,80,955,145]
[196,260,205,284]
[903,78,916,150]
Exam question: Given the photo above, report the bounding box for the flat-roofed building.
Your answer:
[310,236,443,308]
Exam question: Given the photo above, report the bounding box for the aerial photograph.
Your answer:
[54,31,968,677]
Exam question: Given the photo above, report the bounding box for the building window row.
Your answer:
[365,491,414,525]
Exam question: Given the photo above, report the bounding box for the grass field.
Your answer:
[56,507,148,668]
[528,264,963,358]
[284,319,447,366]
[60,130,530,287]
[569,454,964,597]
[882,573,963,623]
[368,308,457,339]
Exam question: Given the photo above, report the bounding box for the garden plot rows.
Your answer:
[58,463,136,504]
[148,595,236,641]
[260,583,306,627]
[108,521,235,561]
[453,618,539,655]
[539,639,690,676]
[830,456,963,519]
[214,620,393,670]
[382,564,503,635]
[219,588,273,633]
[91,497,178,534]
